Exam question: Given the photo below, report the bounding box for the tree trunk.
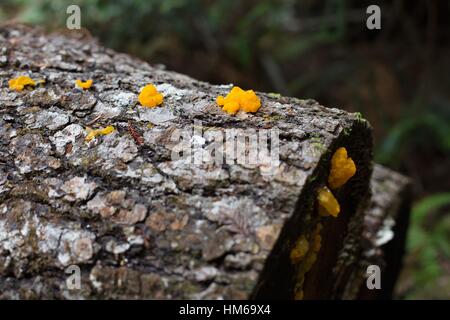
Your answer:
[0,24,409,299]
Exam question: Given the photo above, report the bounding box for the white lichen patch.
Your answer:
[180,99,210,115]
[0,119,17,144]
[204,197,268,231]
[86,190,148,225]
[55,229,95,266]
[158,159,230,190]
[0,202,96,270]
[94,134,138,168]
[191,266,219,282]
[156,83,193,101]
[43,177,64,198]
[111,158,178,194]
[61,176,97,202]
[9,133,60,174]
[127,234,144,246]
[72,237,94,261]
[0,219,24,254]
[137,107,176,124]
[0,88,22,107]
[105,239,130,255]
[94,91,135,119]
[122,226,145,245]
[110,91,136,107]
[33,221,95,266]
[50,123,84,155]
[0,167,9,194]
[271,163,307,186]
[224,252,254,269]
[26,108,70,131]
[93,101,122,119]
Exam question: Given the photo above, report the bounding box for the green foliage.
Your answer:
[376,112,450,165]
[406,193,450,297]
[0,0,350,72]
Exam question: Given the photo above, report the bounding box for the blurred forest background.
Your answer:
[1,0,449,299]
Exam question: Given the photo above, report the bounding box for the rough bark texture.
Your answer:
[0,24,408,299]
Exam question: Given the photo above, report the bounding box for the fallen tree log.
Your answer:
[344,164,411,299]
[0,24,409,299]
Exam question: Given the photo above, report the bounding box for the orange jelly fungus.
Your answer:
[76,79,93,90]
[317,186,340,218]
[8,76,36,91]
[328,147,356,189]
[138,84,164,107]
[216,86,261,115]
[85,126,115,142]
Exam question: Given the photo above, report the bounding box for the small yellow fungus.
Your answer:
[328,147,356,189]
[317,186,340,217]
[216,86,261,115]
[138,84,164,107]
[309,223,322,253]
[8,76,36,91]
[222,101,240,115]
[294,290,304,300]
[303,225,322,272]
[303,252,316,271]
[76,79,93,90]
[216,95,225,106]
[240,89,261,112]
[312,234,321,252]
[290,235,310,265]
[290,222,323,299]
[85,125,115,142]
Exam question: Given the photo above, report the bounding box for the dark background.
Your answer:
[1,0,449,299]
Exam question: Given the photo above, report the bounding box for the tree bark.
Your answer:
[343,164,411,299]
[0,24,409,299]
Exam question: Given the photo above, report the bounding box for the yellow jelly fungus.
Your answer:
[216,86,261,115]
[290,236,309,265]
[76,79,93,90]
[312,233,322,252]
[240,90,261,112]
[317,186,340,217]
[302,224,322,272]
[294,290,304,300]
[138,84,164,108]
[328,147,356,189]
[304,228,322,272]
[8,76,36,91]
[303,252,318,274]
[291,223,323,300]
[85,125,115,142]
[216,95,225,105]
[222,101,240,115]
